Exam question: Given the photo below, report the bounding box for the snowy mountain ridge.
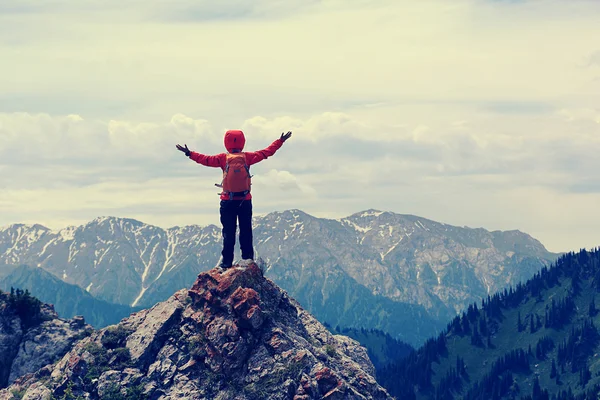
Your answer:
[0,209,558,345]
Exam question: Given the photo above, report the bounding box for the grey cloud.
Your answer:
[0,94,140,118]
[566,180,600,194]
[149,0,341,23]
[0,1,51,14]
[0,0,154,15]
[317,136,442,161]
[480,101,555,115]
[338,98,556,115]
[4,110,598,201]
[151,1,258,23]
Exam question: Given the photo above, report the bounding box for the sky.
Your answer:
[1,0,599,253]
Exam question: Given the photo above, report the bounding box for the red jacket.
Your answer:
[189,138,285,200]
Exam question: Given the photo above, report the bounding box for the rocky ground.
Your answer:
[0,298,92,390]
[0,261,393,399]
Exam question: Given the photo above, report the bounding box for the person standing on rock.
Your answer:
[176,130,292,269]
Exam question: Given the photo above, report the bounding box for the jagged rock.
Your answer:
[21,382,52,400]
[0,314,22,387]
[97,368,143,398]
[124,296,183,368]
[70,315,85,329]
[0,293,92,390]
[0,262,392,399]
[9,318,90,384]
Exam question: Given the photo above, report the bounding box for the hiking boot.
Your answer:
[218,263,232,270]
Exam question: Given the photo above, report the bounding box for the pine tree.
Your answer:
[589,297,597,317]
[532,376,541,398]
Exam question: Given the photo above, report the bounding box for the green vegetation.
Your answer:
[161,326,183,341]
[1,287,46,329]
[326,324,414,369]
[82,342,110,384]
[0,265,139,328]
[82,339,133,386]
[242,382,269,399]
[101,325,133,349]
[50,381,85,400]
[101,383,147,400]
[325,344,338,358]
[9,388,25,400]
[187,335,206,360]
[378,248,600,400]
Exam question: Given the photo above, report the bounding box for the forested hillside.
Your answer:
[378,248,600,400]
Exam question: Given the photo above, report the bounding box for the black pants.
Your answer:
[219,199,254,266]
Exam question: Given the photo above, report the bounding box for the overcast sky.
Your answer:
[1,0,599,252]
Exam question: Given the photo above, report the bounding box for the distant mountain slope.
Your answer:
[378,248,600,400]
[326,324,414,371]
[0,210,559,345]
[0,265,139,328]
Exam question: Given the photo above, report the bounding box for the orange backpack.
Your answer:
[216,153,252,199]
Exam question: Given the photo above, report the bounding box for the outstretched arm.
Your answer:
[246,131,292,166]
[176,144,224,168]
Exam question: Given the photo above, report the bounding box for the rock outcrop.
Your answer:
[0,262,392,399]
[0,292,92,390]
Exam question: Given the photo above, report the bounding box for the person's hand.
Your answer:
[176,144,191,156]
[280,131,292,142]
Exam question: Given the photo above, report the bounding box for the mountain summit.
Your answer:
[1,261,391,399]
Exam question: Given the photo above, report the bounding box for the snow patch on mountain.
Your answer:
[360,210,384,218]
[131,286,147,307]
[342,219,373,233]
[0,211,558,321]
[56,226,76,241]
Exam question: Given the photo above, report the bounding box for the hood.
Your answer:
[224,130,246,152]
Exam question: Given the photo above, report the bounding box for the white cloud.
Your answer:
[2,0,600,252]
[242,112,373,142]
[1,107,600,255]
[1,0,599,121]
[252,169,317,197]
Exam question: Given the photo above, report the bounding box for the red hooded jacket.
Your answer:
[189,130,285,200]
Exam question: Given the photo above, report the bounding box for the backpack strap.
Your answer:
[243,153,252,178]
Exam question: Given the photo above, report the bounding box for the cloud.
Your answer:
[252,169,316,197]
[585,50,600,68]
[242,113,373,142]
[2,0,600,252]
[480,101,555,115]
[2,0,599,121]
[558,108,600,124]
[1,107,599,246]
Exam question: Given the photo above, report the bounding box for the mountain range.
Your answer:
[0,265,139,328]
[0,209,559,345]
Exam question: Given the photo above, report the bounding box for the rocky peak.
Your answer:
[1,261,392,399]
[0,289,93,390]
